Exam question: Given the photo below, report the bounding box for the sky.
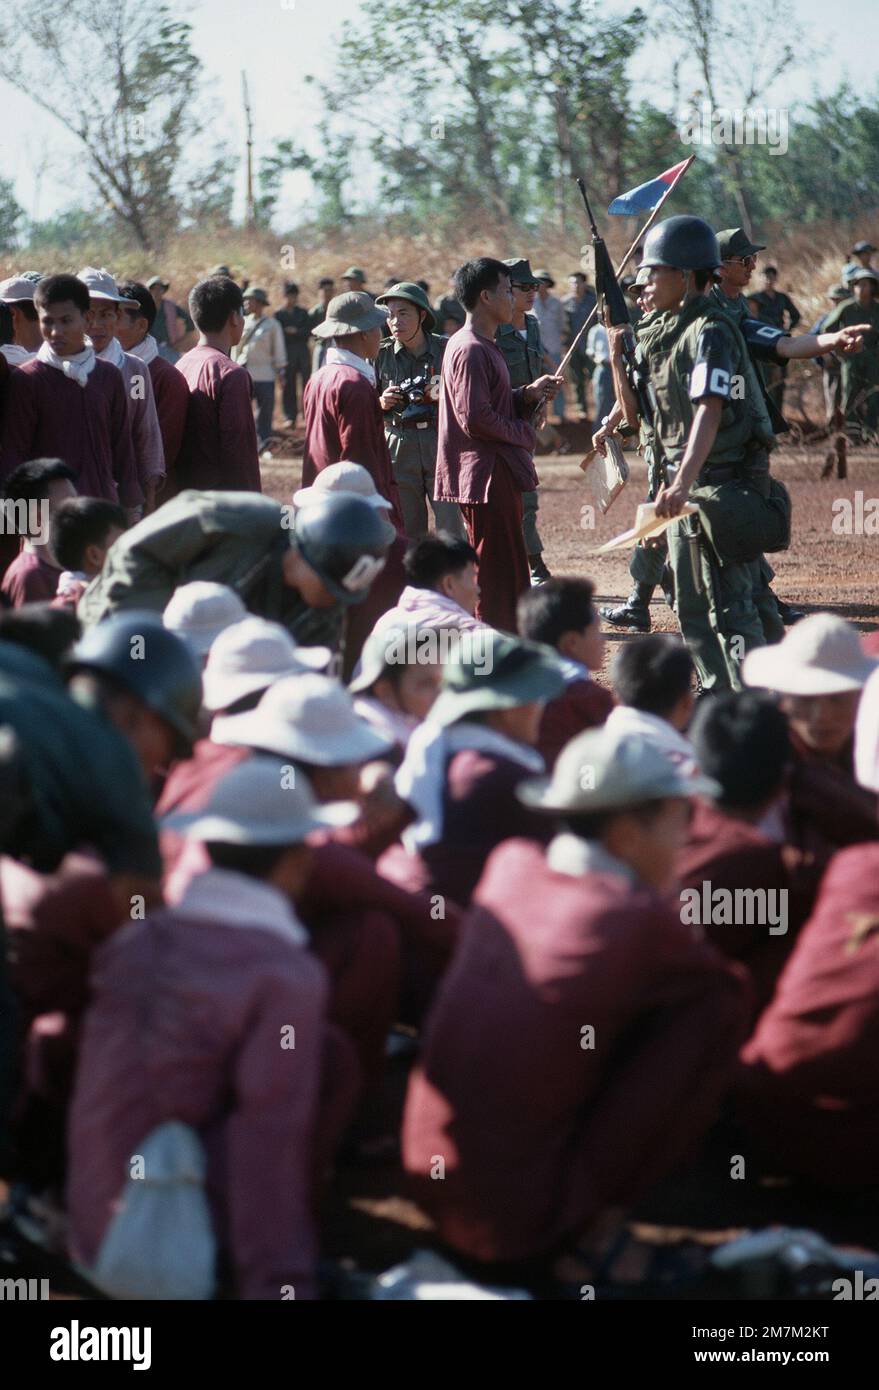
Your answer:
[1,0,877,230]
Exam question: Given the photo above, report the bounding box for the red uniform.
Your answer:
[148,354,189,488]
[340,531,407,682]
[175,345,261,493]
[737,843,879,1186]
[434,327,537,633]
[0,548,62,606]
[301,363,403,528]
[537,675,615,770]
[403,838,749,1262]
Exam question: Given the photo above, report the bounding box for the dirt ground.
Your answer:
[260,428,879,1296]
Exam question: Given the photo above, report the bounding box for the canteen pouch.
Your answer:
[692,475,792,565]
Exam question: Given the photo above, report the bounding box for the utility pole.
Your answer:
[242,70,256,228]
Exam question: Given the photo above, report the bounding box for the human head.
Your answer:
[429,632,565,748]
[33,274,91,356]
[761,265,778,285]
[311,290,388,361]
[503,259,540,317]
[453,258,514,325]
[851,269,879,306]
[517,577,605,673]
[51,497,126,576]
[716,228,765,295]
[374,281,436,341]
[2,458,77,542]
[611,634,695,731]
[147,275,169,309]
[341,266,368,292]
[568,271,587,298]
[283,281,299,303]
[0,604,80,671]
[640,216,721,310]
[189,276,245,345]
[349,627,443,721]
[403,531,480,614]
[77,266,139,354]
[285,493,391,609]
[0,276,41,349]
[115,280,157,350]
[689,691,791,815]
[242,286,269,318]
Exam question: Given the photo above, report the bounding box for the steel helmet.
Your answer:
[294,493,391,605]
[640,216,721,272]
[67,611,203,750]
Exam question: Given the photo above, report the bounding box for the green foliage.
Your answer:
[0,175,25,249]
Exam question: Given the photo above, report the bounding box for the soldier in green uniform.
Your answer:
[820,267,879,442]
[494,258,552,584]
[751,265,801,415]
[614,216,783,692]
[374,281,464,540]
[842,239,877,288]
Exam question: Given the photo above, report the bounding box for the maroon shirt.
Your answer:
[175,345,261,492]
[148,354,189,485]
[301,363,403,528]
[0,548,62,607]
[0,358,142,506]
[403,838,749,1262]
[537,676,615,770]
[434,327,538,505]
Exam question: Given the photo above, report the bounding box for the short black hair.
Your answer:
[568,271,586,282]
[453,258,510,311]
[3,459,77,504]
[34,274,90,315]
[762,265,778,276]
[116,280,156,331]
[189,276,244,332]
[11,300,39,323]
[0,604,81,670]
[404,531,478,589]
[611,634,694,717]
[517,577,597,648]
[689,691,790,811]
[416,280,430,294]
[51,497,126,571]
[283,281,299,295]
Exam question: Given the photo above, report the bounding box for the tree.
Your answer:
[0,0,224,249]
[255,139,310,228]
[0,176,25,250]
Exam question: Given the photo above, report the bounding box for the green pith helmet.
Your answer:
[66,611,203,751]
[374,281,436,332]
[640,216,721,272]
[293,493,392,606]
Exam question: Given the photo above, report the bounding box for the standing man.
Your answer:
[562,271,597,419]
[341,266,374,300]
[233,287,287,453]
[842,239,877,287]
[0,276,42,364]
[821,267,879,442]
[147,276,192,363]
[374,281,463,540]
[751,265,801,414]
[532,269,567,423]
[302,291,404,528]
[812,284,852,426]
[309,277,335,373]
[494,258,554,583]
[116,280,190,492]
[433,258,561,631]
[175,276,261,493]
[274,282,312,426]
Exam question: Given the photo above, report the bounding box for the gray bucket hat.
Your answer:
[518,726,719,814]
[311,291,388,339]
[163,754,358,845]
[428,633,565,729]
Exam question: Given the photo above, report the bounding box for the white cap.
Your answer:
[163,753,358,844]
[518,726,719,814]
[202,616,331,713]
[855,665,879,793]
[0,276,36,304]
[294,461,392,512]
[76,266,139,306]
[212,672,394,765]
[163,582,248,658]
[743,613,877,696]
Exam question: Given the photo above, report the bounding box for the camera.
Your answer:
[396,373,440,423]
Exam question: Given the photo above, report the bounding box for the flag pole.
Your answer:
[557,155,695,376]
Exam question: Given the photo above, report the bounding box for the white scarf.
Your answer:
[37,339,96,388]
[396,719,545,851]
[95,336,126,369]
[326,344,376,384]
[174,866,309,946]
[0,343,34,366]
[128,334,159,365]
[546,832,637,885]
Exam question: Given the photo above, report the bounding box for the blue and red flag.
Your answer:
[608,159,691,215]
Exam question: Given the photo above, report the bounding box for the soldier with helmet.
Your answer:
[374,281,463,540]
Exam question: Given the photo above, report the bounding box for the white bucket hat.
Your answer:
[212,672,394,765]
[163,582,248,658]
[293,462,395,543]
[518,726,719,814]
[202,617,330,712]
[163,754,358,844]
[743,613,877,697]
[76,266,139,306]
[0,276,36,304]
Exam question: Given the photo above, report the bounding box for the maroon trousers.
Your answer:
[460,460,528,634]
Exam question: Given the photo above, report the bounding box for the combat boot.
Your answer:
[599,583,653,632]
[529,554,552,585]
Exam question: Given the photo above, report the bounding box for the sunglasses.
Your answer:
[726,255,757,268]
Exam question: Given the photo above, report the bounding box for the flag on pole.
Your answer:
[608,160,691,215]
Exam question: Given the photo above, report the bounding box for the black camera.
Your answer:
[396,373,440,423]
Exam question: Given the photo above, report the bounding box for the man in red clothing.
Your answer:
[402,725,749,1280]
[0,274,142,515]
[517,577,612,768]
[116,280,190,495]
[302,291,404,529]
[1,458,76,606]
[175,276,261,493]
[434,258,562,632]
